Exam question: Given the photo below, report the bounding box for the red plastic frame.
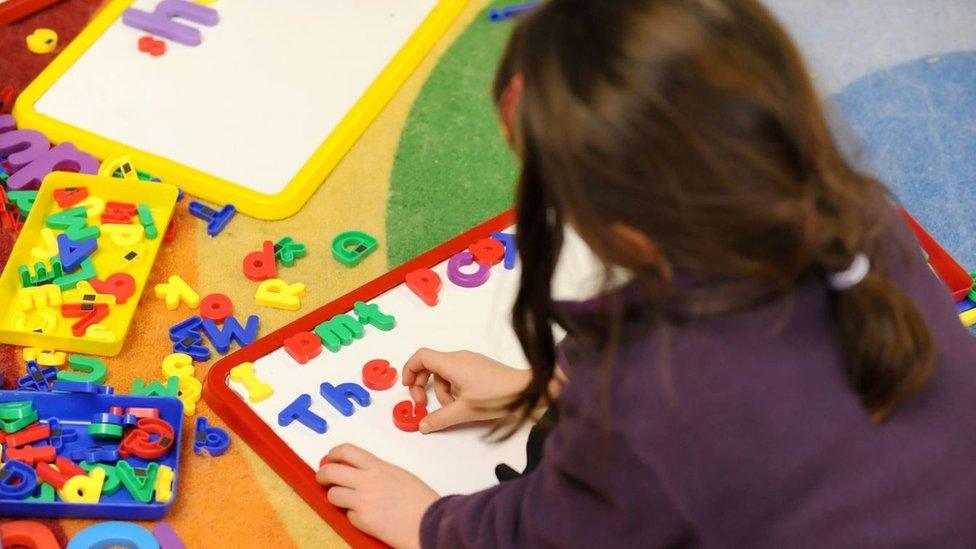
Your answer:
[0,0,63,25]
[203,210,515,548]
[898,208,972,301]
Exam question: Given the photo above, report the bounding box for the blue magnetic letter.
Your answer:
[319,382,371,417]
[492,232,517,270]
[277,394,327,434]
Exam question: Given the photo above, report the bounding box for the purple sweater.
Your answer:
[421,224,976,547]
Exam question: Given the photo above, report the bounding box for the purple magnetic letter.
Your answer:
[447,251,491,288]
[0,114,15,134]
[122,0,219,47]
[0,129,51,171]
[152,523,186,549]
[6,142,99,190]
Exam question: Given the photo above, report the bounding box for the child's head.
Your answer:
[497,0,933,423]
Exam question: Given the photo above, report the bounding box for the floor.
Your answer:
[0,1,972,546]
[767,0,976,267]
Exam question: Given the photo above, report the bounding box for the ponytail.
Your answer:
[490,0,939,431]
[828,266,935,423]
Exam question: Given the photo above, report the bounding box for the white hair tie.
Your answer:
[827,253,870,291]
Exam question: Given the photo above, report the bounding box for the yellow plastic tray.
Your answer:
[12,0,468,220]
[0,173,178,356]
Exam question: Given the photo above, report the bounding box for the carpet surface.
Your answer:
[0,1,513,547]
[387,0,518,267]
[765,0,976,267]
[833,51,976,268]
[0,1,973,547]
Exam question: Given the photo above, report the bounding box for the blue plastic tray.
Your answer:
[0,390,184,520]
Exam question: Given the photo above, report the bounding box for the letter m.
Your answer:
[314,314,364,352]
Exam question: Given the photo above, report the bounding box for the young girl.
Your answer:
[317,0,976,546]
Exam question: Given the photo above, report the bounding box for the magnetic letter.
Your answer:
[320,382,371,417]
[283,331,322,364]
[122,0,219,46]
[492,232,518,270]
[405,268,441,306]
[314,314,364,352]
[447,251,490,288]
[278,394,327,434]
[353,301,396,331]
[7,143,99,190]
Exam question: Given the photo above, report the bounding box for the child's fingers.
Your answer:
[420,402,468,434]
[406,370,431,400]
[402,348,446,385]
[412,370,431,388]
[347,510,365,531]
[327,486,358,509]
[433,375,455,407]
[410,384,428,406]
[329,443,380,468]
[316,463,361,487]
[403,350,437,406]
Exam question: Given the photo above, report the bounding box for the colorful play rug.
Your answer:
[0,0,972,546]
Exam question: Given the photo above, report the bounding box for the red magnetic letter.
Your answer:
[242,241,277,281]
[392,400,428,432]
[200,293,233,323]
[90,273,136,305]
[469,238,505,266]
[405,268,441,307]
[284,331,322,364]
[362,359,397,390]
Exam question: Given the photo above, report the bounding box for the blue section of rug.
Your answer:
[831,51,976,270]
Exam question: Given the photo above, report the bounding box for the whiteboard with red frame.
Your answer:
[203,210,603,547]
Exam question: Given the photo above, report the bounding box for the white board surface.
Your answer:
[34,0,439,195]
[228,227,606,496]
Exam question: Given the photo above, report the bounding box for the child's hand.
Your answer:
[317,444,439,549]
[402,348,531,434]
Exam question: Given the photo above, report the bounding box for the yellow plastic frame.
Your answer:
[13,0,468,220]
[0,173,178,356]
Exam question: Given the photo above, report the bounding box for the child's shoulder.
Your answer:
[557,281,833,419]
[557,212,976,426]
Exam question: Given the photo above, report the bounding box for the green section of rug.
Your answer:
[387,0,519,266]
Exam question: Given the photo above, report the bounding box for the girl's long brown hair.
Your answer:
[496,0,934,427]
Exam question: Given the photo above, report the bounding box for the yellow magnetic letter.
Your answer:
[102,224,145,247]
[85,324,117,342]
[155,465,175,503]
[23,347,66,366]
[177,376,202,416]
[162,353,195,380]
[255,279,305,311]
[31,228,59,261]
[59,467,106,503]
[15,285,62,311]
[154,275,200,310]
[229,362,273,403]
[64,281,116,305]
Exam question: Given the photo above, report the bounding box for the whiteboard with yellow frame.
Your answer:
[13,0,467,220]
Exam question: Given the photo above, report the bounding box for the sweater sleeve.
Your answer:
[419,403,691,548]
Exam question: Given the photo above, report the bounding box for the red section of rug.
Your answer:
[0,1,106,384]
[0,0,106,92]
[0,4,91,524]
[0,227,20,388]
